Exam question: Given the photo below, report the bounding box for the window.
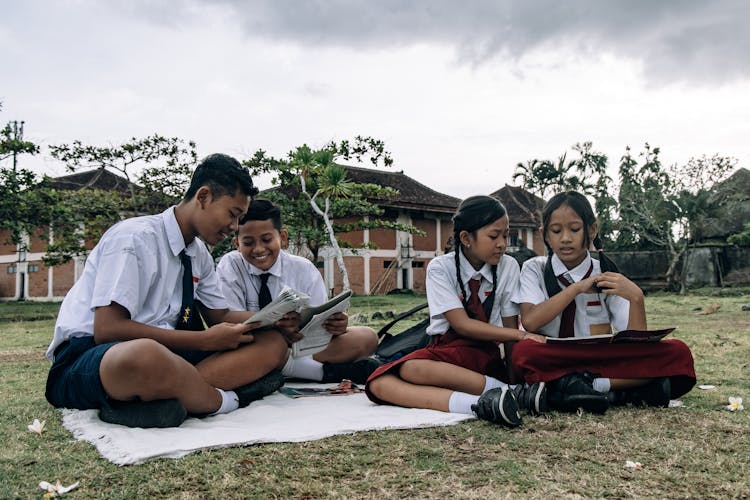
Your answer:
[7,265,16,274]
[383,260,393,269]
[411,261,424,268]
[315,260,324,268]
[28,264,40,273]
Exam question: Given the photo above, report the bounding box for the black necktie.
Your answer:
[258,273,272,309]
[177,250,202,330]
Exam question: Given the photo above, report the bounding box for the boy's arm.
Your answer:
[199,305,254,326]
[94,302,256,352]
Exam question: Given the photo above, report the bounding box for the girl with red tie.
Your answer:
[511,191,696,413]
[366,196,547,427]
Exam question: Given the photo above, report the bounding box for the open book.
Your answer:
[243,289,353,358]
[545,327,675,345]
[278,380,362,398]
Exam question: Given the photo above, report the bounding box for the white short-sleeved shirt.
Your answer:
[513,253,630,338]
[216,250,327,311]
[425,250,520,336]
[46,206,228,360]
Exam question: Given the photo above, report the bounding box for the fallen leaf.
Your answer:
[668,400,684,408]
[696,304,721,315]
[624,460,643,470]
[698,385,716,390]
[27,419,45,436]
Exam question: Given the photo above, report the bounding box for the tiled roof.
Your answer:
[45,168,138,193]
[489,185,545,226]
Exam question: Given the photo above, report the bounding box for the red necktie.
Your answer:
[467,278,488,322]
[556,262,593,338]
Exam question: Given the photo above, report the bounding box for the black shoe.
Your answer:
[99,398,187,428]
[512,382,548,416]
[548,373,609,414]
[471,387,523,428]
[608,390,629,407]
[322,357,382,384]
[627,377,671,407]
[235,369,285,408]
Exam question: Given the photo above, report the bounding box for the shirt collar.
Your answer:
[551,252,593,282]
[162,206,197,258]
[457,248,494,285]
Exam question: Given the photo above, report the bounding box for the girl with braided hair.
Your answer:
[366,196,547,427]
[512,191,696,413]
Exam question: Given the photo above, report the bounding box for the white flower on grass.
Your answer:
[27,418,45,435]
[698,385,716,390]
[39,480,79,497]
[726,397,744,411]
[624,460,643,470]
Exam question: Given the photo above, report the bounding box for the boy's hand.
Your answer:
[201,322,256,351]
[275,312,304,344]
[323,312,349,336]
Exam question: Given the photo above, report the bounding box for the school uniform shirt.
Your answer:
[46,206,228,361]
[425,251,520,336]
[216,250,327,311]
[514,253,630,338]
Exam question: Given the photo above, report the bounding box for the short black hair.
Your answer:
[183,153,258,201]
[239,199,282,230]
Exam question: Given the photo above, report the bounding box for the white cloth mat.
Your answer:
[61,383,474,465]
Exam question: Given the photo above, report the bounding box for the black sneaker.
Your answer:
[235,369,285,408]
[471,387,523,428]
[627,377,671,407]
[322,357,382,384]
[99,398,187,428]
[512,382,548,416]
[548,373,609,414]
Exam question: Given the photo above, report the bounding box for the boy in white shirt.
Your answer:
[45,154,289,428]
[216,199,380,384]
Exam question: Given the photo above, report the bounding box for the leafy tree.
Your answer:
[728,222,750,247]
[617,144,736,290]
[43,135,198,263]
[245,137,422,291]
[49,134,197,213]
[513,141,615,242]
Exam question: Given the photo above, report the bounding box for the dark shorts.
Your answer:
[45,335,214,410]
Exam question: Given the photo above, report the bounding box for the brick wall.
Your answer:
[412,217,436,251]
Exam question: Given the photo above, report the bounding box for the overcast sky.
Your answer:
[2,0,749,199]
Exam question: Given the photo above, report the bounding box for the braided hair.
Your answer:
[540,191,619,297]
[452,195,507,318]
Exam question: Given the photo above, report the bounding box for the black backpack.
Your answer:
[374,303,431,363]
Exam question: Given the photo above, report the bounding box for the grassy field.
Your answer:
[0,292,748,499]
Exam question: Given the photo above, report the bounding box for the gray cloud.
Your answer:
[150,0,750,85]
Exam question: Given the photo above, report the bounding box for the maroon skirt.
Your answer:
[365,330,506,404]
[510,338,696,398]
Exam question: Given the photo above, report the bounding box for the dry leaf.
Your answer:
[27,419,45,435]
[696,304,721,315]
[698,385,716,390]
[624,460,643,470]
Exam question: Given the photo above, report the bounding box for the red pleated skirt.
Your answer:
[365,330,506,404]
[510,338,696,398]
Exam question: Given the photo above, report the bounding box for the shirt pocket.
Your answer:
[584,294,611,335]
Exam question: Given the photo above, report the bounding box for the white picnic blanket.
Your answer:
[61,383,475,465]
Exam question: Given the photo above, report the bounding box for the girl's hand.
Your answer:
[594,272,644,302]
[201,322,256,351]
[323,312,349,336]
[576,275,600,294]
[522,332,547,343]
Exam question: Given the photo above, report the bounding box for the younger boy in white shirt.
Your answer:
[217,199,380,383]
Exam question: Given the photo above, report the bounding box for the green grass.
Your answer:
[1,293,748,498]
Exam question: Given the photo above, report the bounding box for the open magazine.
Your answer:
[545,327,676,345]
[243,288,353,358]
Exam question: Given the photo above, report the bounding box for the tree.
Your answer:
[245,137,422,291]
[49,134,197,213]
[513,142,615,242]
[43,135,198,263]
[617,144,736,291]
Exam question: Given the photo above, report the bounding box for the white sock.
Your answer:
[281,355,324,381]
[210,388,239,415]
[593,377,611,393]
[483,376,508,394]
[448,391,480,414]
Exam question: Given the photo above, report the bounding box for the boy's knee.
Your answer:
[102,339,177,380]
